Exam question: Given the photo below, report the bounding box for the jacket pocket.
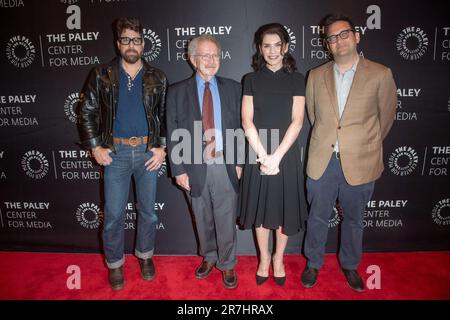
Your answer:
[144,83,163,95]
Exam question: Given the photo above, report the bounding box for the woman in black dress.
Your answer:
[239,23,307,286]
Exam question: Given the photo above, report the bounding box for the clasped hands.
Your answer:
[257,153,281,175]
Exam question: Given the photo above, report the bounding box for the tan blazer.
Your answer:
[306,58,397,185]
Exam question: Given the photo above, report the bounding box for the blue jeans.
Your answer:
[304,156,375,270]
[103,143,158,269]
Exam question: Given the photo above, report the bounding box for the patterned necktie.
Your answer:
[202,82,215,160]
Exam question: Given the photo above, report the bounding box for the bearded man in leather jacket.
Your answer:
[78,17,167,291]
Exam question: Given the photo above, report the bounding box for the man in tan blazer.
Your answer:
[301,14,397,292]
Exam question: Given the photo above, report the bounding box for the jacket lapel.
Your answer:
[187,76,202,122]
[107,59,119,117]
[324,64,340,120]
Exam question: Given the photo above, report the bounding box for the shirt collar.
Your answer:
[262,65,286,76]
[333,56,359,75]
[196,74,217,88]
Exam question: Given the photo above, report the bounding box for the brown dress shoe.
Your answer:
[138,258,155,281]
[108,266,124,291]
[222,269,238,289]
[195,261,215,279]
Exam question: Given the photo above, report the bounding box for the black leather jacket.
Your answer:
[78,58,167,152]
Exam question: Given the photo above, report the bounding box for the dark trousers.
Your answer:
[304,154,375,270]
[189,160,238,271]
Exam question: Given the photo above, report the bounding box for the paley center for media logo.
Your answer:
[432,198,450,226]
[284,25,296,53]
[396,26,429,61]
[388,146,419,176]
[142,28,162,62]
[21,150,49,179]
[6,35,36,68]
[76,202,103,229]
[328,205,343,228]
[64,92,80,123]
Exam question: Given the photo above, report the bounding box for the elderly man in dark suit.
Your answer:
[166,35,243,289]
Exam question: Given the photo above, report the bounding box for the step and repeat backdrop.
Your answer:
[0,0,449,255]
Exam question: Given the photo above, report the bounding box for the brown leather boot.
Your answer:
[138,258,155,281]
[108,266,124,290]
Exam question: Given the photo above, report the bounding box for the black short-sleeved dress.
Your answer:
[238,66,308,236]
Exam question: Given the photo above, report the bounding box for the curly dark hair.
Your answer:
[114,17,143,39]
[251,22,297,73]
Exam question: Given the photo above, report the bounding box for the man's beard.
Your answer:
[122,49,141,64]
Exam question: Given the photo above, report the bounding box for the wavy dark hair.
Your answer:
[114,17,143,39]
[251,22,297,73]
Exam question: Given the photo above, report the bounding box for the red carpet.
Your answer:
[0,251,449,300]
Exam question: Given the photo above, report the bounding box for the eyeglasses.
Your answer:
[119,37,143,45]
[194,53,221,61]
[325,29,355,44]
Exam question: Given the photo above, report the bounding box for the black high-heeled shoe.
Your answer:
[256,255,271,285]
[272,255,286,286]
[256,274,269,285]
[273,275,286,286]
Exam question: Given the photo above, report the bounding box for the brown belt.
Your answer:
[113,136,148,147]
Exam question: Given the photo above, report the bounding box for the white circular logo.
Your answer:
[432,199,450,226]
[76,202,103,229]
[328,205,343,228]
[142,28,162,62]
[64,92,80,123]
[6,35,36,68]
[21,150,49,179]
[284,25,296,53]
[396,27,429,61]
[388,146,419,176]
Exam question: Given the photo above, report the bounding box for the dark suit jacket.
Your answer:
[166,75,242,197]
